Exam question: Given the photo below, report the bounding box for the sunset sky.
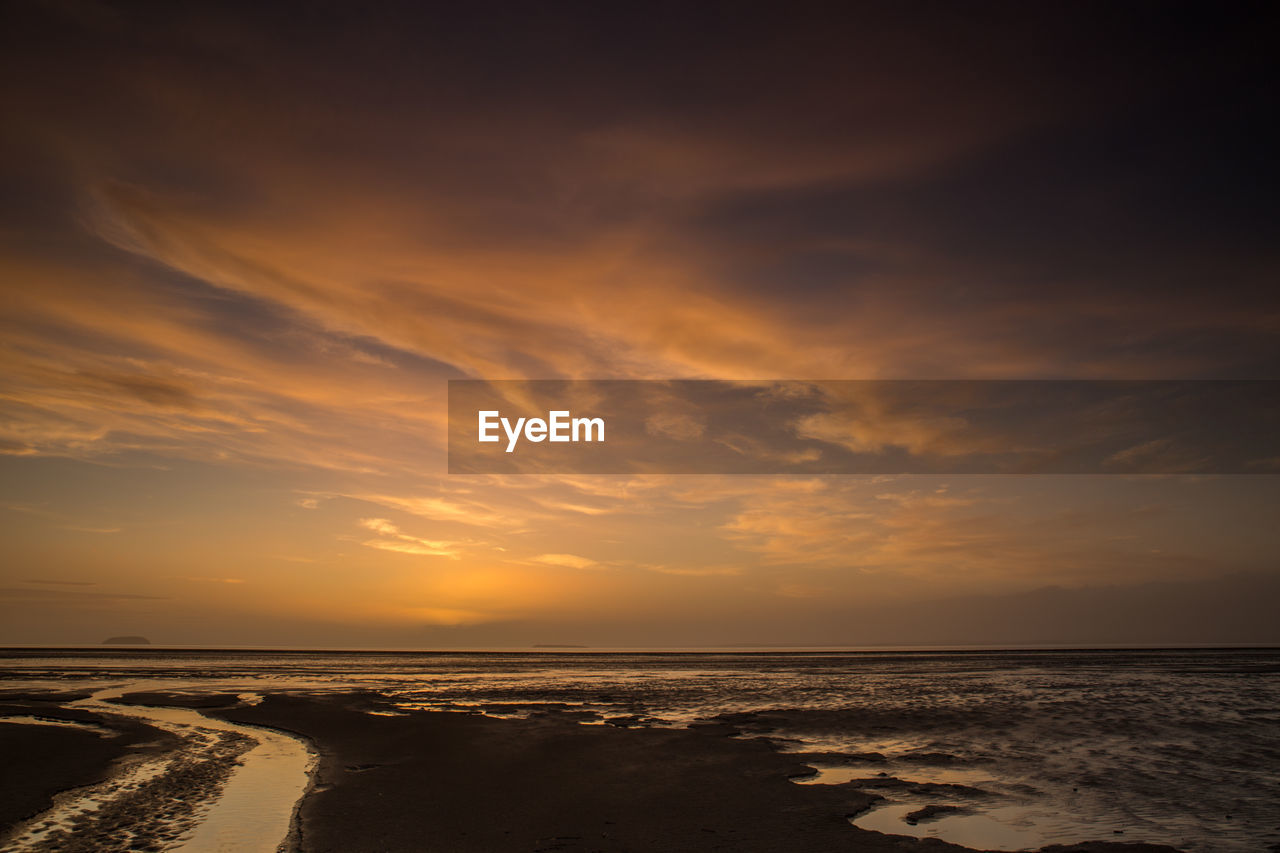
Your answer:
[2,1,1277,647]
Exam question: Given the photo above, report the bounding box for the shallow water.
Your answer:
[856,802,1059,850]
[2,647,1278,851]
[175,718,313,852]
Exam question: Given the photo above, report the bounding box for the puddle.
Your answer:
[845,786,1166,851]
[799,758,1151,851]
[853,802,1048,850]
[795,764,1000,788]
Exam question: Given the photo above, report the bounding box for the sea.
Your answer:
[2,647,1278,852]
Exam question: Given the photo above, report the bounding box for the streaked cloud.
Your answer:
[530,554,599,570]
[358,517,463,559]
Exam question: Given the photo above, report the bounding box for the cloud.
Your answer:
[400,607,494,626]
[643,564,741,577]
[1104,438,1209,474]
[0,587,167,601]
[530,553,599,570]
[345,494,519,529]
[358,517,462,559]
[3,55,1273,478]
[645,411,706,441]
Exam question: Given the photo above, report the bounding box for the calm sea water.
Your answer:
[3,647,1278,852]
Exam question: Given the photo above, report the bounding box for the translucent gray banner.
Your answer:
[448,380,1280,474]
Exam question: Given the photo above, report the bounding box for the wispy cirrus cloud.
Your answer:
[358,518,463,559]
[530,553,599,570]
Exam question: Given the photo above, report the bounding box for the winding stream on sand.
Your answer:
[1,685,314,853]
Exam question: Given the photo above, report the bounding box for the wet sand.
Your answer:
[0,688,305,852]
[2,689,1186,853]
[0,690,177,834]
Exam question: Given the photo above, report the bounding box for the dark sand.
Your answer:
[205,692,1181,853]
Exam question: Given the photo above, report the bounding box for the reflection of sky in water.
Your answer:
[3,649,1279,852]
[857,803,1052,851]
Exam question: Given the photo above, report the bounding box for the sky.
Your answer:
[1,0,1278,647]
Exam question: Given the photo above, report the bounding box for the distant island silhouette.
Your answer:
[102,635,151,645]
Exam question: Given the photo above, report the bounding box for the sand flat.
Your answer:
[1,687,1192,853]
[213,692,1181,853]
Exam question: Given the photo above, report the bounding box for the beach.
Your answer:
[1,648,1277,852]
[1,686,1186,853]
